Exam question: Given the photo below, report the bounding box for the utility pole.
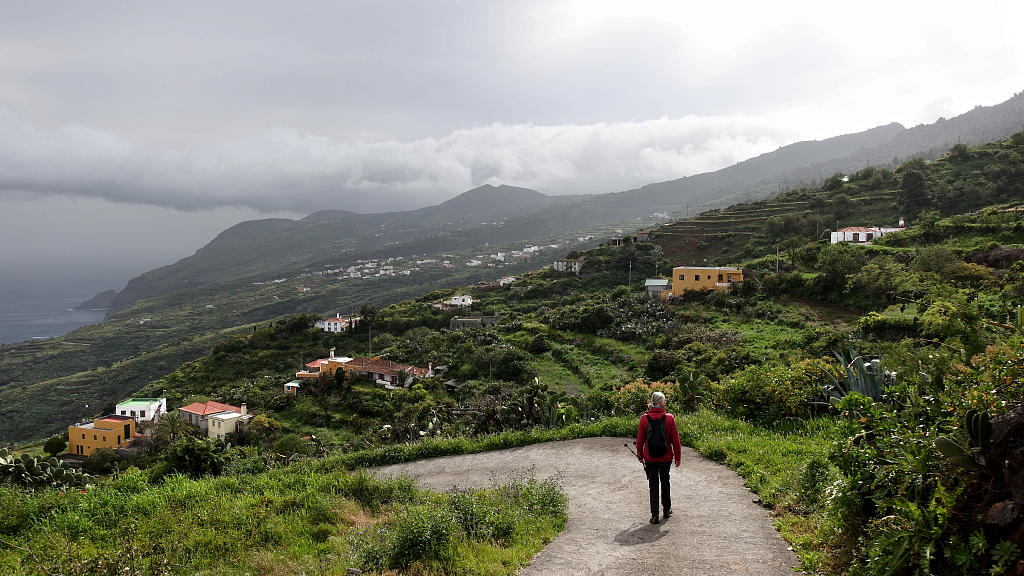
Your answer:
[368,324,372,356]
[628,260,632,288]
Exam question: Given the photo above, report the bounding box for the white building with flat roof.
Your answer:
[115,398,167,422]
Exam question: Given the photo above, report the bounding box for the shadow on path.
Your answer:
[614,522,669,546]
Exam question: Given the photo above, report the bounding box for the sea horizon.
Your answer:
[0,264,139,346]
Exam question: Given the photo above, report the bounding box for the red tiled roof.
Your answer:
[179,401,240,416]
[839,226,873,233]
[306,359,327,368]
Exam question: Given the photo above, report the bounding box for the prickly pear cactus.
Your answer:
[0,448,93,489]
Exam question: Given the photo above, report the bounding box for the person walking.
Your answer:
[635,391,682,524]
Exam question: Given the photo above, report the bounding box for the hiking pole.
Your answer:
[625,442,647,473]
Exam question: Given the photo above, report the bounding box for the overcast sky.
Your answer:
[1,0,1022,282]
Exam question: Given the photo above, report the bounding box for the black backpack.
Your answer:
[646,414,668,457]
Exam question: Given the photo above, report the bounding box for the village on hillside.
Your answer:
[42,216,910,469]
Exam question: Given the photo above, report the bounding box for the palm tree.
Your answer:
[154,412,192,444]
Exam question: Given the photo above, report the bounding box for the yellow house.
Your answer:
[67,415,135,456]
[670,266,744,294]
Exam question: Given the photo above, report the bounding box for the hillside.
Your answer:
[5,95,1024,445]
[109,135,1024,574]
[5,129,1024,446]
[4,135,1024,575]
[106,91,1024,316]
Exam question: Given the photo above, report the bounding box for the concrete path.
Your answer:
[375,437,802,575]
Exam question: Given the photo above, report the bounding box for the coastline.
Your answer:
[0,300,108,346]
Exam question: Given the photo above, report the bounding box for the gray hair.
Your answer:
[650,391,666,408]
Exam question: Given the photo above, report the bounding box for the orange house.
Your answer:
[67,415,136,456]
[295,347,353,379]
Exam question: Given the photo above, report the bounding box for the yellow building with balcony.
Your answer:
[670,266,743,293]
[67,415,135,456]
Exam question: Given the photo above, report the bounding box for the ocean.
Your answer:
[0,265,136,346]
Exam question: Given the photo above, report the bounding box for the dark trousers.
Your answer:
[645,461,671,518]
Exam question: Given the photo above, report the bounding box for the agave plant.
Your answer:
[821,349,893,403]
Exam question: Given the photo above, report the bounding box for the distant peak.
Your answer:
[458,184,546,198]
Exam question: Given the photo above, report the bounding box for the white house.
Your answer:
[115,398,167,422]
[315,313,359,333]
[644,278,670,298]
[552,258,584,275]
[444,295,473,307]
[831,218,905,244]
[207,404,252,441]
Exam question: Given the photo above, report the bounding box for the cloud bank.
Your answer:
[0,105,807,213]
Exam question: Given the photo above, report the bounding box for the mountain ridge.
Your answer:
[107,91,1024,314]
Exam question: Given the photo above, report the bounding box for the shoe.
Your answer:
[650,516,659,524]
[663,509,672,518]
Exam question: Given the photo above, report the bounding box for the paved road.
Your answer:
[375,437,802,575]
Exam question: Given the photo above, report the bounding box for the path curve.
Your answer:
[375,437,802,576]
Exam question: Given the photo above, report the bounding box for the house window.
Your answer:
[120,410,126,415]
[140,410,146,418]
[102,436,107,442]
[117,435,121,444]
[81,433,85,439]
[694,274,700,281]
[852,232,860,242]
[707,275,711,280]
[718,274,723,281]
[678,273,685,281]
[130,410,136,417]
[93,435,97,440]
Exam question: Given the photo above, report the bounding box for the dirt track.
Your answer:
[375,437,802,575]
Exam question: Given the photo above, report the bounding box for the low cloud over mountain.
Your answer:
[0,104,803,213]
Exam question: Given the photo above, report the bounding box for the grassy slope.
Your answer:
[0,465,566,576]
[0,262,548,444]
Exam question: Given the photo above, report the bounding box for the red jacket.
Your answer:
[636,407,682,465]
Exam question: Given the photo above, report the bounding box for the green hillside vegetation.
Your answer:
[6,97,1024,445]
[147,134,1024,575]
[4,135,1024,575]
[655,132,1024,266]
[0,250,581,444]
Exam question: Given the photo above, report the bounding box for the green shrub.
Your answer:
[388,504,459,568]
[164,437,224,478]
[714,359,834,423]
[339,471,417,512]
[271,434,312,457]
[43,436,66,457]
[83,448,119,475]
[795,457,832,511]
